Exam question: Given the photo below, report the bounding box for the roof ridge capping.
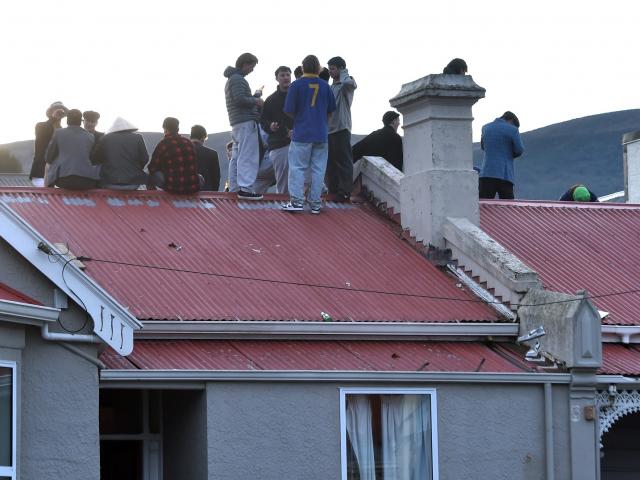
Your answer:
[443,217,540,308]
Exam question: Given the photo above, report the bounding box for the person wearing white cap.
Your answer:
[91,117,149,190]
[29,101,68,186]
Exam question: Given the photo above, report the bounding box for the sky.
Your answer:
[1,0,639,145]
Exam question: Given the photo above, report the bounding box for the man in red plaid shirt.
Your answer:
[148,117,200,194]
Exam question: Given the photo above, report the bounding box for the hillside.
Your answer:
[3,110,640,198]
[473,109,640,199]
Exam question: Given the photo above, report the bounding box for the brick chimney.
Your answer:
[390,74,485,248]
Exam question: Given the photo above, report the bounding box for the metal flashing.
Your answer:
[0,299,60,327]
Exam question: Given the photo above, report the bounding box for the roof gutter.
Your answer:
[602,325,640,344]
[136,321,519,340]
[101,369,571,385]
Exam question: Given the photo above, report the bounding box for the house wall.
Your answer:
[0,322,100,480]
[163,390,208,480]
[20,328,100,480]
[204,381,573,480]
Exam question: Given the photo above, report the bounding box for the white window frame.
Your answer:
[339,387,439,480]
[0,361,16,480]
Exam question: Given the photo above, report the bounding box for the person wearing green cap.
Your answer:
[559,184,599,202]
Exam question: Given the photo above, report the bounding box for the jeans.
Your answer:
[288,141,328,209]
[229,120,260,192]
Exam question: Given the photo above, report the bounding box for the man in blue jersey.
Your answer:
[282,55,336,214]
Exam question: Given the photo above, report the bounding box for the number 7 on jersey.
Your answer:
[308,83,319,107]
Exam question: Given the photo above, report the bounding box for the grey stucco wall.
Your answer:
[163,389,208,480]
[20,327,100,480]
[205,381,573,480]
[206,382,341,480]
[0,238,55,305]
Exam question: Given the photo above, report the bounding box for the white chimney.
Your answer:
[623,130,640,203]
[390,75,485,248]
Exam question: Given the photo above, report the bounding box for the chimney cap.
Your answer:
[390,74,485,110]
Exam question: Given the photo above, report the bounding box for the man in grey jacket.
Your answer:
[223,52,264,200]
[327,56,357,202]
[92,117,149,190]
[45,109,100,190]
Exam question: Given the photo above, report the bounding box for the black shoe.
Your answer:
[237,190,263,201]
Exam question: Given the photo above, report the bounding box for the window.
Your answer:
[340,388,438,480]
[0,362,16,480]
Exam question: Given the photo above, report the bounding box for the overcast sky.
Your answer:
[2,0,639,145]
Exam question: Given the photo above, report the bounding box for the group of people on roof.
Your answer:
[27,56,597,205]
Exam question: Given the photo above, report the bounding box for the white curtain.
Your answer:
[382,395,432,480]
[346,395,377,480]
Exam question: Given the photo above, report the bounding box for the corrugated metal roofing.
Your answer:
[0,282,40,305]
[0,188,499,323]
[0,175,32,187]
[481,200,640,326]
[100,340,529,373]
[601,344,640,375]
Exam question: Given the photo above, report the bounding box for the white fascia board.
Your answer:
[137,320,519,340]
[101,369,572,384]
[0,202,141,355]
[601,325,640,344]
[0,299,60,326]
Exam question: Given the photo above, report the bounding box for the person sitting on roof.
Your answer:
[92,117,149,190]
[352,110,403,171]
[190,124,220,191]
[443,58,468,75]
[559,184,599,202]
[147,117,200,194]
[82,110,104,143]
[44,109,100,190]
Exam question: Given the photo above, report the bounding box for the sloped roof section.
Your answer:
[601,344,640,375]
[1,189,499,323]
[100,340,530,373]
[481,200,640,326]
[0,282,41,305]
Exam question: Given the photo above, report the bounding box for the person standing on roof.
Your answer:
[190,125,220,191]
[45,109,100,190]
[559,184,599,202]
[30,101,68,186]
[326,56,357,202]
[479,111,524,200]
[147,117,200,195]
[92,117,149,190]
[352,111,403,171]
[224,52,264,200]
[282,54,336,214]
[261,65,294,194]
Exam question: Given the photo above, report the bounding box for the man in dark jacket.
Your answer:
[92,117,149,189]
[352,111,403,171]
[260,65,293,194]
[45,109,100,190]
[29,101,68,186]
[190,124,220,191]
[559,184,599,202]
[147,117,199,195]
[223,52,264,200]
[83,110,104,143]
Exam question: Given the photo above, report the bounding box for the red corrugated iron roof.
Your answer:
[1,188,499,323]
[480,200,640,326]
[0,282,40,305]
[601,344,640,375]
[100,340,530,373]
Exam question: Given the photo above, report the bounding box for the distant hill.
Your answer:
[4,110,640,198]
[473,109,640,199]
